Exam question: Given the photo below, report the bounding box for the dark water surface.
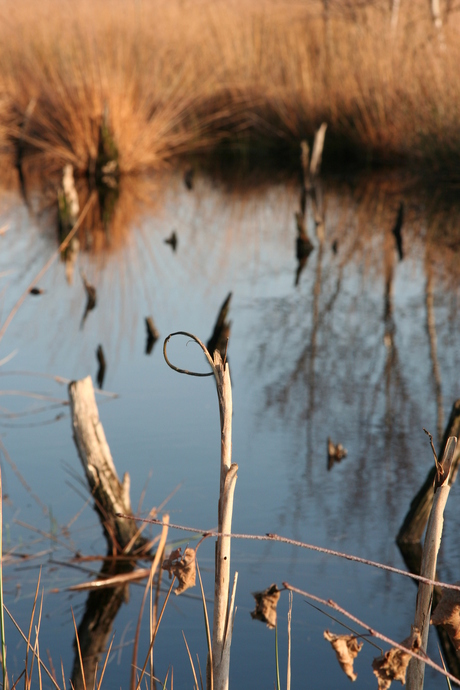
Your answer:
[0,170,460,688]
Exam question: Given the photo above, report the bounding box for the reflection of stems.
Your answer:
[306,242,324,459]
[425,268,444,443]
[0,193,96,344]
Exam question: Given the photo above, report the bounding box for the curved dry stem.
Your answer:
[121,515,460,594]
[163,332,215,377]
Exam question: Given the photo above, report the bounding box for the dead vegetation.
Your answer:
[0,0,460,176]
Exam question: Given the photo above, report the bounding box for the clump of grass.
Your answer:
[1,0,460,176]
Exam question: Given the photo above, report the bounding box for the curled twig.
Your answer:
[163,332,214,377]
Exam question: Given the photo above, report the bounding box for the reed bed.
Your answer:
[0,0,460,175]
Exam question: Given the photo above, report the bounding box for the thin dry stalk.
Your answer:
[0,468,7,690]
[32,592,45,690]
[96,635,115,690]
[130,516,169,690]
[25,571,42,690]
[4,606,61,690]
[196,562,213,690]
[61,659,66,690]
[287,592,292,690]
[163,332,238,690]
[135,578,176,690]
[135,516,460,595]
[71,608,87,690]
[182,632,199,690]
[406,436,458,689]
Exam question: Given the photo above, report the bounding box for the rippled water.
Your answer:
[0,169,459,688]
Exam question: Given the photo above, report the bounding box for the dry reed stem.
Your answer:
[182,632,199,690]
[123,515,460,595]
[135,577,176,690]
[4,606,61,690]
[0,468,6,690]
[406,436,458,689]
[163,332,237,690]
[130,516,169,690]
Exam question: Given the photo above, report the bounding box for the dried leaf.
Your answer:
[161,547,196,595]
[250,584,280,629]
[431,582,460,651]
[324,629,363,681]
[372,628,421,689]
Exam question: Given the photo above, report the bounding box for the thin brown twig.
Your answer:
[305,601,383,652]
[4,606,61,690]
[135,578,176,690]
[423,427,438,464]
[163,332,214,377]
[71,607,87,690]
[283,582,460,686]
[0,371,118,398]
[117,514,460,593]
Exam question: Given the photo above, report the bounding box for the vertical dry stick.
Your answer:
[309,123,328,179]
[287,592,293,690]
[212,350,238,690]
[0,468,7,690]
[163,333,238,690]
[406,435,458,690]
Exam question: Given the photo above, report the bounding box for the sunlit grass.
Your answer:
[0,0,459,173]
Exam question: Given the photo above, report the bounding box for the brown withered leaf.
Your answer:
[372,628,421,689]
[431,582,460,651]
[324,630,363,681]
[250,584,280,629]
[161,546,196,595]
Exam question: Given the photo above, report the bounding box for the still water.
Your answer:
[0,168,459,688]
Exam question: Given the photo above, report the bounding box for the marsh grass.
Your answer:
[0,0,460,176]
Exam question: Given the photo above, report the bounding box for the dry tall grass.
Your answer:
[0,0,459,175]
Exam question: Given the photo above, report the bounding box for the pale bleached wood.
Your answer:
[310,122,328,178]
[69,376,144,553]
[211,351,238,690]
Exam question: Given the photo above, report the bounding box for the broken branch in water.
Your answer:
[68,376,148,554]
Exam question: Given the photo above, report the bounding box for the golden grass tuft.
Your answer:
[0,0,460,174]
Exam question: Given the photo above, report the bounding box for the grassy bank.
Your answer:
[0,0,460,176]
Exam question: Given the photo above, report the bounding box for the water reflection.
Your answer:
[1,160,460,689]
